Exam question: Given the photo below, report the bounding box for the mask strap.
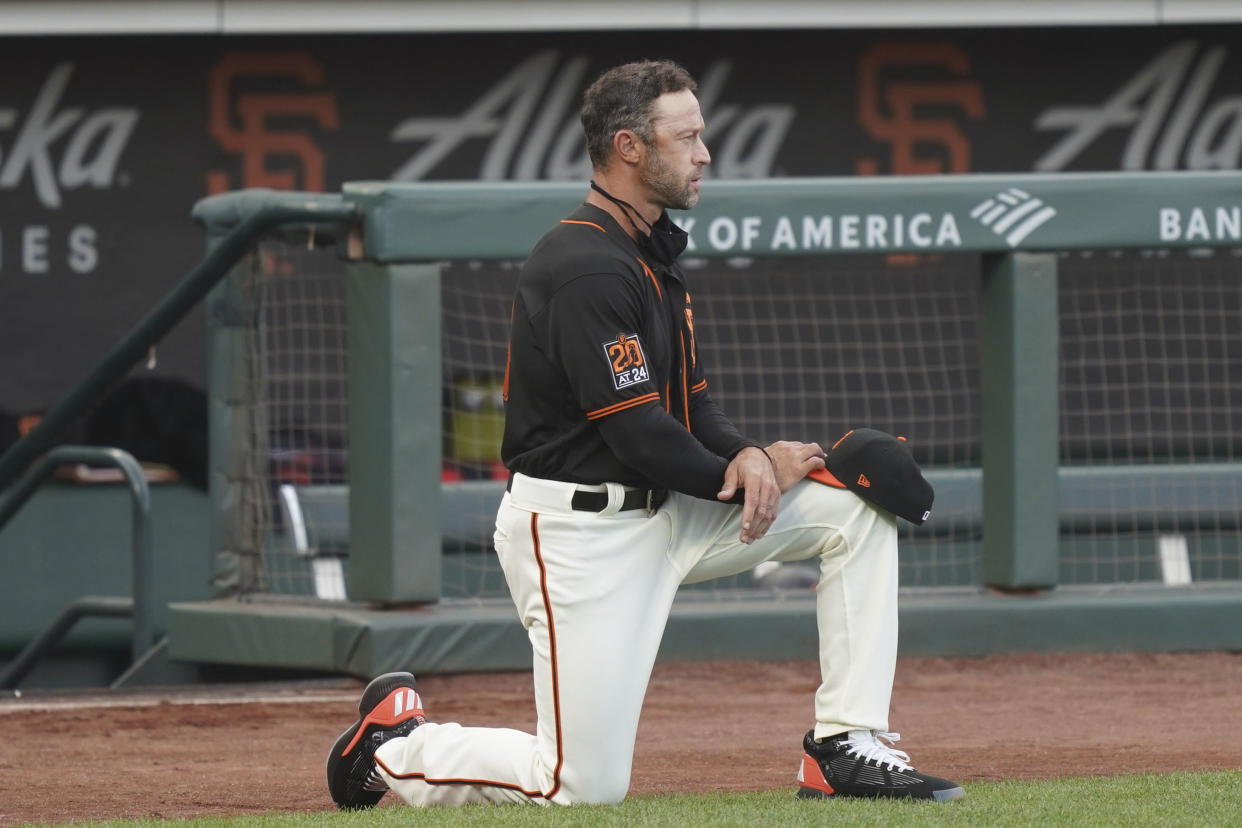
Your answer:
[590,181,654,235]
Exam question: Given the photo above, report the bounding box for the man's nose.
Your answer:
[695,138,711,165]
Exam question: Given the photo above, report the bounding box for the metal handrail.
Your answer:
[0,598,136,690]
[0,446,151,688]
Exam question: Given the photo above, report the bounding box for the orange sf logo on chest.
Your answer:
[684,295,696,371]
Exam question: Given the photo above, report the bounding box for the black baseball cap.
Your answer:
[806,428,934,525]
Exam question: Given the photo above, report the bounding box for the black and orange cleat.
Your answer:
[326,671,426,810]
[796,729,964,802]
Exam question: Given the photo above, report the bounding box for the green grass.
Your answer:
[52,770,1242,828]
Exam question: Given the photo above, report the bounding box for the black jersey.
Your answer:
[501,203,757,500]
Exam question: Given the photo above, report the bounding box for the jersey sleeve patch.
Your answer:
[602,333,650,390]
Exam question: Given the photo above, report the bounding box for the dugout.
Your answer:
[5,173,1242,688]
[170,174,1242,679]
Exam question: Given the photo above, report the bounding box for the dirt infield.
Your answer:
[2,651,1240,825]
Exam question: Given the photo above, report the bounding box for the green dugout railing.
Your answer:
[345,172,1242,259]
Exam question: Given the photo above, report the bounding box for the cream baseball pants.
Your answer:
[374,471,898,806]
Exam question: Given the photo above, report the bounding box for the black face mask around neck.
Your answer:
[590,181,689,266]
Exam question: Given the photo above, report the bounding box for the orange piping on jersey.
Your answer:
[679,331,690,429]
[502,302,514,402]
[375,513,564,800]
[559,219,606,233]
[585,392,661,420]
[636,257,662,300]
[691,379,708,394]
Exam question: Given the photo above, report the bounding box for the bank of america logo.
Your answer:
[970,188,1057,247]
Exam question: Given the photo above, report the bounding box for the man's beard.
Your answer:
[640,148,698,211]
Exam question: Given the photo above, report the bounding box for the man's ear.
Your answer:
[613,129,644,166]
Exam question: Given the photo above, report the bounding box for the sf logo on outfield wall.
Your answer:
[604,334,649,390]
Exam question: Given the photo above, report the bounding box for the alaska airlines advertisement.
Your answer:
[2,27,1240,413]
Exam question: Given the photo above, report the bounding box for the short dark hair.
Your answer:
[580,59,698,169]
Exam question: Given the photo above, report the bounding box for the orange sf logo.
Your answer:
[205,53,340,194]
[855,43,985,175]
[684,299,696,371]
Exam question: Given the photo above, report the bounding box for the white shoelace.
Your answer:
[844,729,914,771]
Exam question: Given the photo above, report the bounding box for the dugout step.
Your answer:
[166,584,1242,679]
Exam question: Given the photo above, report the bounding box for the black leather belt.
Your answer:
[507,475,665,512]
[570,487,665,512]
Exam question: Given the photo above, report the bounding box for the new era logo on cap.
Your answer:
[806,428,935,525]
